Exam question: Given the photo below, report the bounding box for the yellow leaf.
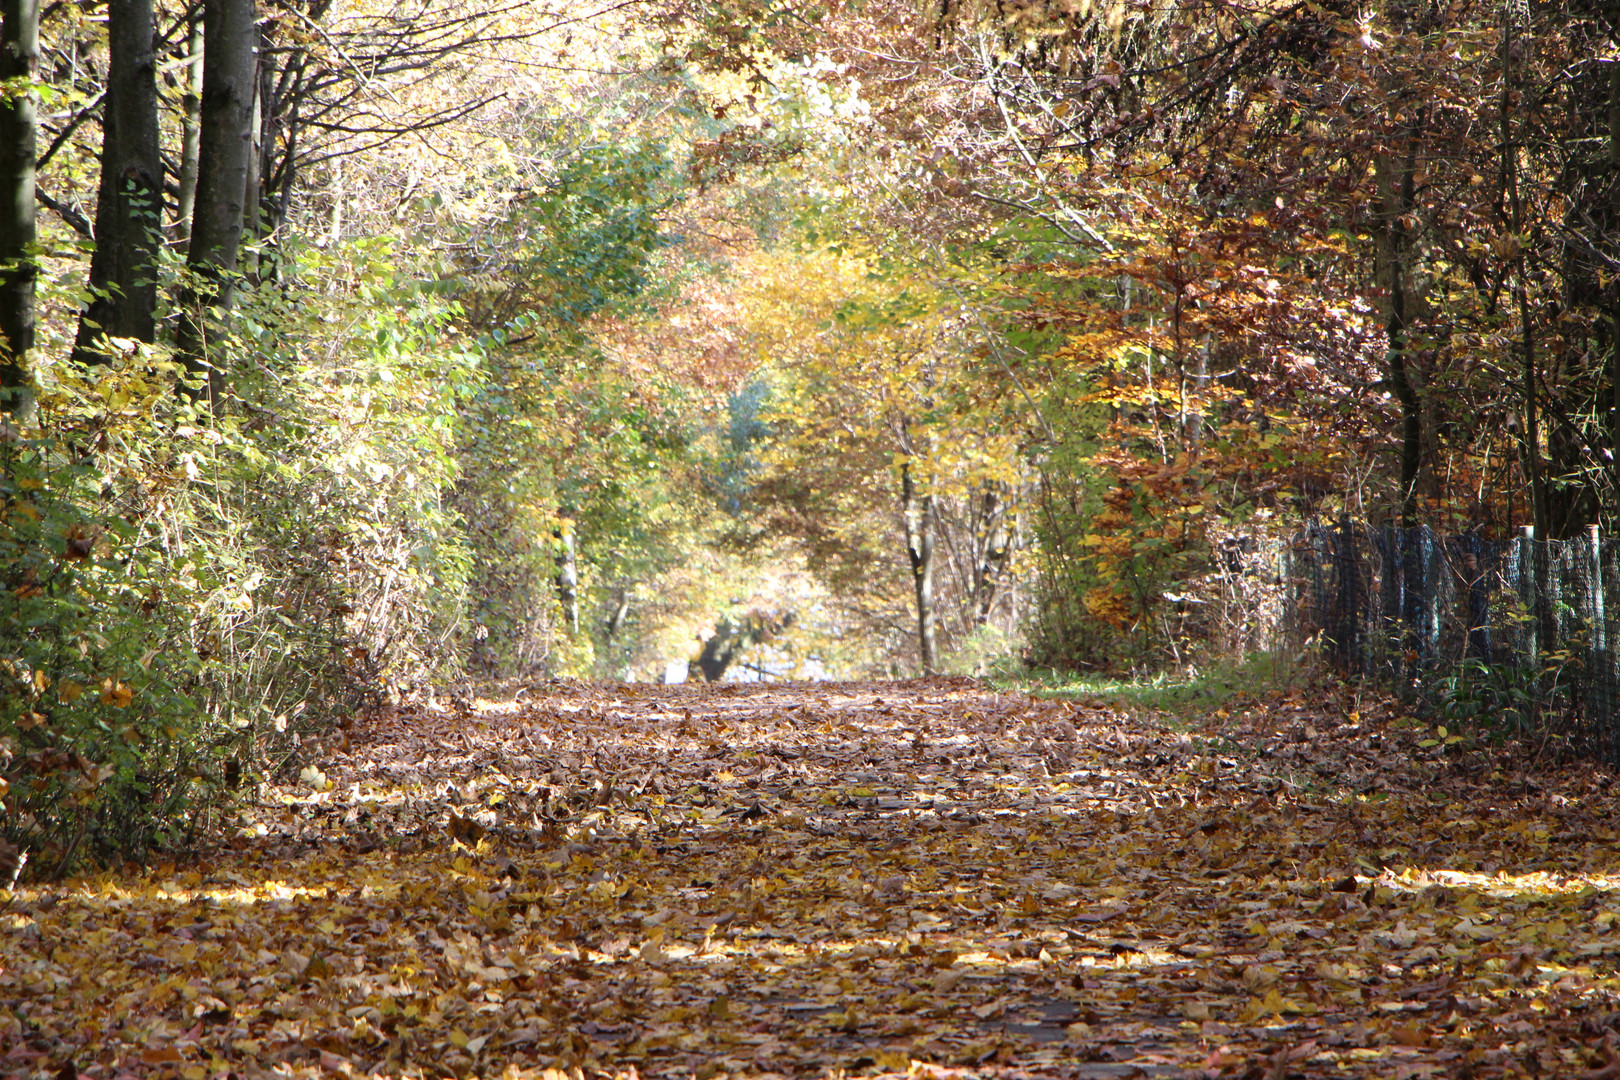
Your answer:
[100,678,132,708]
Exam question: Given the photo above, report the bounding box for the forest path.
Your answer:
[5,679,1620,1079]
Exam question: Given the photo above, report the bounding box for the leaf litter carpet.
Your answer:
[6,679,1620,1079]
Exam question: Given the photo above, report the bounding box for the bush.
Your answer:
[0,246,483,877]
[0,355,225,872]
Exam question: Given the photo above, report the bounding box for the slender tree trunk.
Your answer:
[72,0,163,365]
[1378,130,1424,528]
[554,522,579,636]
[603,586,629,644]
[1500,6,1546,537]
[264,52,305,240]
[325,159,343,246]
[271,103,297,235]
[0,0,37,416]
[175,0,256,404]
[902,460,938,674]
[973,485,1010,625]
[240,30,262,279]
[174,12,203,248]
[1609,60,1620,521]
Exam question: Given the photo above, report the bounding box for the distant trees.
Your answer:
[690,0,1620,668]
[739,246,1025,674]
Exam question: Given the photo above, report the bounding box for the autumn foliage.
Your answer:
[7,681,1620,1077]
[6,0,1620,879]
[7,3,1620,1074]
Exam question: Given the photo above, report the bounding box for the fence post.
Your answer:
[1590,524,1614,762]
[1422,527,1442,662]
[1463,533,1490,659]
[1590,525,1606,655]
[1546,537,1565,660]
[1609,536,1619,765]
[1519,525,1538,671]
[1331,515,1360,671]
[1402,526,1428,675]
[1309,521,1327,663]
[1381,522,1401,679]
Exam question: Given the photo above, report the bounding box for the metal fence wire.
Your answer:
[1284,517,1620,762]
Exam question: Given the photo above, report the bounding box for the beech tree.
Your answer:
[70,0,162,365]
[174,0,256,402]
[0,0,37,414]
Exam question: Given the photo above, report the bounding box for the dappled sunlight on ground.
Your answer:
[5,679,1620,1077]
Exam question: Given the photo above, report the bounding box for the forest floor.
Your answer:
[5,678,1620,1079]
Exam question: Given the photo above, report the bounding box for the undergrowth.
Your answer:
[0,246,480,877]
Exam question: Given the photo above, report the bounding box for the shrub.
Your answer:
[0,245,482,876]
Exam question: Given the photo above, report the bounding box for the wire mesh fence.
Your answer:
[1281,517,1620,762]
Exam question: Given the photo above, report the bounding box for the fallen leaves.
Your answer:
[4,678,1620,1078]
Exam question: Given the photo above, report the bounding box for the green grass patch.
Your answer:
[996,651,1308,726]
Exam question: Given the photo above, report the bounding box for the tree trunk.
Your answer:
[973,485,1011,625]
[71,0,163,365]
[262,47,307,241]
[902,460,938,674]
[240,30,262,279]
[1500,7,1547,537]
[603,586,629,644]
[554,522,579,636]
[0,0,39,416]
[1377,130,1424,528]
[694,613,788,682]
[174,12,203,248]
[175,0,256,404]
[1609,59,1620,523]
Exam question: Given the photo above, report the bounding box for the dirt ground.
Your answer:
[4,678,1620,1078]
